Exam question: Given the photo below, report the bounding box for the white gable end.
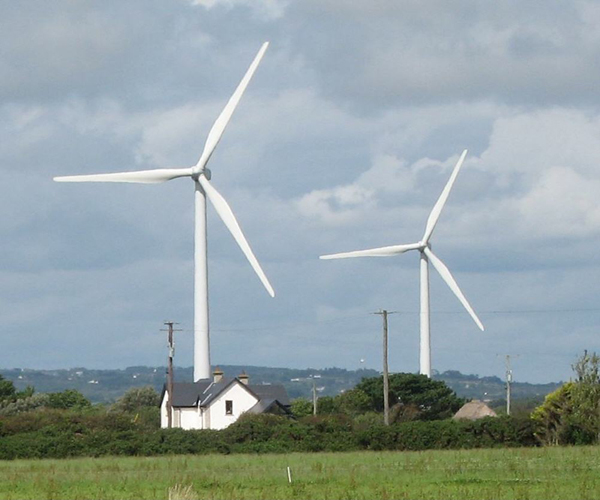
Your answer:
[205,382,259,430]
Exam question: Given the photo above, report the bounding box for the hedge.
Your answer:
[0,411,537,460]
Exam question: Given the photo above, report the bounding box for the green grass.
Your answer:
[1,446,600,499]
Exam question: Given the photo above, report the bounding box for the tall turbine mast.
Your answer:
[321,150,484,377]
[54,43,274,382]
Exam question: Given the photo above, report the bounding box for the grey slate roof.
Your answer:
[165,377,290,410]
[168,380,212,407]
[247,398,292,415]
[248,383,290,407]
[199,377,254,407]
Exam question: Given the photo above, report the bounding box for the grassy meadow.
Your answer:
[1,446,600,500]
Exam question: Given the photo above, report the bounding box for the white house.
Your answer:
[160,368,291,430]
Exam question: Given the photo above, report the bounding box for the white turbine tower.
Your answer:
[320,150,484,377]
[54,43,274,382]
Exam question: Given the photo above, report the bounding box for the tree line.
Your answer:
[1,351,600,459]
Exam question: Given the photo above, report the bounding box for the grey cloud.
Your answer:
[2,0,600,384]
[284,0,600,110]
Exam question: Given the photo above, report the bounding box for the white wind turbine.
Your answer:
[54,43,274,382]
[320,150,484,377]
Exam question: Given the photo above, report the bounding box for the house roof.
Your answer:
[164,378,290,410]
[247,398,291,415]
[452,399,497,420]
[199,377,256,407]
[166,380,212,407]
[249,383,290,407]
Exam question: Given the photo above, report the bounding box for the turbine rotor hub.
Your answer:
[193,168,212,181]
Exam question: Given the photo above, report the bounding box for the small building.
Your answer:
[452,399,497,421]
[160,368,291,430]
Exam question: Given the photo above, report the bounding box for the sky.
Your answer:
[2,0,600,383]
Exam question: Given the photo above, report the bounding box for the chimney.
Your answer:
[213,367,224,383]
[238,371,249,385]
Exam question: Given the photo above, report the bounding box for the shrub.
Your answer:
[111,386,160,413]
[290,398,313,418]
[0,393,50,416]
[0,406,536,460]
[47,390,91,410]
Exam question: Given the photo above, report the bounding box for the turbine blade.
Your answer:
[320,243,421,260]
[423,246,484,331]
[197,175,275,297]
[53,168,193,184]
[422,149,468,244]
[196,42,269,170]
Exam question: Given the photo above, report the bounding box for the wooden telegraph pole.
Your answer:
[505,355,513,416]
[162,321,182,428]
[374,310,394,426]
[497,354,519,416]
[312,378,317,415]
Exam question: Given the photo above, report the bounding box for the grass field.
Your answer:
[1,446,600,500]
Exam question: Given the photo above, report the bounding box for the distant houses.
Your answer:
[160,368,291,430]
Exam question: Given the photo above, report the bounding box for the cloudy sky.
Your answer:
[2,0,600,383]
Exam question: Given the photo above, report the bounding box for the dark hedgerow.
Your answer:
[0,410,537,460]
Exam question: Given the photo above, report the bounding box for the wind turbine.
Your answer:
[320,150,484,377]
[54,42,274,382]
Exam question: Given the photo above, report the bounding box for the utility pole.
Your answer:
[374,310,394,426]
[505,355,513,416]
[312,378,317,415]
[161,321,182,428]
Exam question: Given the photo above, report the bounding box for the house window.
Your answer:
[225,400,233,415]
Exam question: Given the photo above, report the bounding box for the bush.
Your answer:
[111,386,160,413]
[0,394,50,416]
[290,398,313,418]
[0,406,536,460]
[47,390,91,410]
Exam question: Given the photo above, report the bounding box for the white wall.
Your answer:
[179,407,202,430]
[160,392,169,428]
[206,383,258,430]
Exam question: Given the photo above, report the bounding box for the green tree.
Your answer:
[16,386,35,399]
[531,382,574,445]
[47,390,91,410]
[111,386,160,413]
[532,351,600,445]
[355,373,465,421]
[0,393,50,416]
[314,396,338,414]
[290,398,313,418]
[336,389,372,416]
[0,375,17,401]
[569,351,600,442]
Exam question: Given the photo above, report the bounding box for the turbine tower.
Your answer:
[320,150,484,377]
[54,43,274,382]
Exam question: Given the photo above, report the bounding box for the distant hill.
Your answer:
[0,365,562,404]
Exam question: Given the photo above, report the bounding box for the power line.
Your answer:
[184,306,600,335]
